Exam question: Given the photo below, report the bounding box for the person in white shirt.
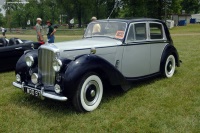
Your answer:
[1,27,6,37]
[91,17,101,34]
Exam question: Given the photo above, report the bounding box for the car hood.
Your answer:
[52,37,122,51]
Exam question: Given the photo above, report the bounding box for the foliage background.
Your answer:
[0,0,200,28]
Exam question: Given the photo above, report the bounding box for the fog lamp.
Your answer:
[16,74,21,82]
[31,73,38,84]
[54,84,61,94]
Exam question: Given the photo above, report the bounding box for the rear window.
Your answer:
[150,23,163,39]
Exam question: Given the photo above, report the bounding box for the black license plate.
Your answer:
[24,87,41,97]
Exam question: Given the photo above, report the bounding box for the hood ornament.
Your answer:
[90,47,96,54]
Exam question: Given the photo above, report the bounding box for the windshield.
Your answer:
[84,21,127,40]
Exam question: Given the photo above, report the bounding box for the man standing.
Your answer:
[35,18,43,42]
[46,20,56,43]
[91,16,101,34]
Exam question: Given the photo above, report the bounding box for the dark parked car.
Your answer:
[0,38,44,71]
[13,18,181,112]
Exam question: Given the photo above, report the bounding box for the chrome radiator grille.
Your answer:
[38,48,55,85]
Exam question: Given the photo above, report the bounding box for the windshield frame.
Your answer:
[84,20,128,41]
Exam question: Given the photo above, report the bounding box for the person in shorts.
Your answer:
[35,18,44,42]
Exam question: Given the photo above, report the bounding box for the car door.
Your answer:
[0,43,30,70]
[121,22,151,78]
[148,22,168,74]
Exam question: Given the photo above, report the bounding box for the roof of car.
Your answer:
[97,18,164,24]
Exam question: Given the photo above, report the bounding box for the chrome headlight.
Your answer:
[54,84,61,94]
[25,55,34,67]
[16,74,21,82]
[31,73,38,84]
[53,59,62,72]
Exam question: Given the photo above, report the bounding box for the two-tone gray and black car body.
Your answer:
[0,37,44,71]
[13,18,180,112]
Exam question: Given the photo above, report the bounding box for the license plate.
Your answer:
[24,87,41,97]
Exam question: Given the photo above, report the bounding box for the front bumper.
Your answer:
[13,82,68,101]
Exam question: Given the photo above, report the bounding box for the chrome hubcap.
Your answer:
[90,90,96,97]
[84,81,99,106]
[167,61,172,72]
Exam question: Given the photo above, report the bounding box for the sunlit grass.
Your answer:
[170,23,200,34]
[0,24,200,132]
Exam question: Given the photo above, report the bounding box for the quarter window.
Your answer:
[126,24,134,42]
[150,23,163,39]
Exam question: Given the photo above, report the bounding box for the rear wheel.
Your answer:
[73,72,103,112]
[163,54,176,78]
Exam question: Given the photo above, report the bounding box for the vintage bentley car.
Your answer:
[0,37,44,71]
[13,18,180,112]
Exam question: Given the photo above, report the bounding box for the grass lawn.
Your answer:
[0,24,200,132]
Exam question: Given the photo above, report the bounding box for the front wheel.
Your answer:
[163,54,176,78]
[73,72,103,112]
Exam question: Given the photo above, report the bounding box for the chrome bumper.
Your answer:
[13,82,68,101]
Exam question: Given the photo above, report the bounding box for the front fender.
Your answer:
[62,54,127,97]
[15,50,38,82]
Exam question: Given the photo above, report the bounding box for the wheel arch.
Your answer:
[160,44,180,73]
[62,54,127,98]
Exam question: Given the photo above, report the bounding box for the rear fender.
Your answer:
[160,44,180,73]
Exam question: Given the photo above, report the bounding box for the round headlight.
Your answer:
[16,74,21,82]
[31,73,38,84]
[25,55,34,67]
[54,84,61,94]
[53,59,62,72]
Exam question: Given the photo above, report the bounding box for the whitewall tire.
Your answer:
[164,55,176,78]
[73,73,103,112]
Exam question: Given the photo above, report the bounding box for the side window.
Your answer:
[126,24,134,42]
[135,23,147,41]
[150,23,163,39]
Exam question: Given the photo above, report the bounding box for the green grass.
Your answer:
[170,24,200,34]
[0,24,200,132]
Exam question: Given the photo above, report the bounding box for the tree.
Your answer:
[0,13,5,26]
[2,0,200,29]
[181,0,200,14]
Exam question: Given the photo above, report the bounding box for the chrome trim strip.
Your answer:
[12,82,68,101]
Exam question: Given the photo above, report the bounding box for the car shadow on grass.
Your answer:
[10,75,168,115]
